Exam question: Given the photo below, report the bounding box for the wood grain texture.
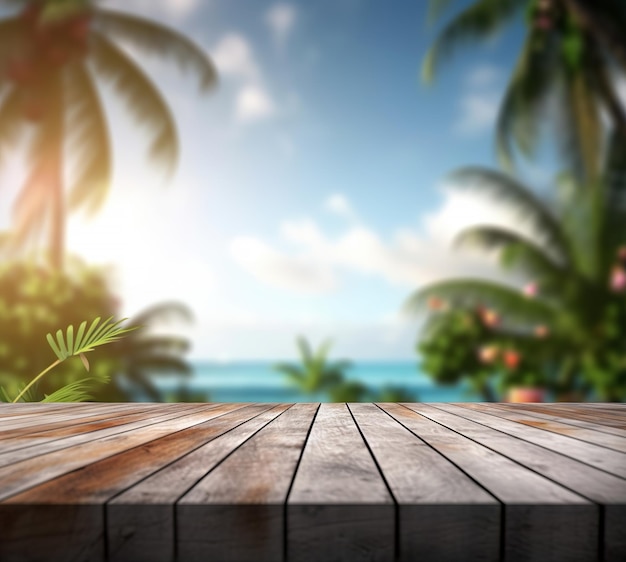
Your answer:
[177,403,318,562]
[0,403,206,468]
[421,403,626,560]
[287,403,394,562]
[0,403,623,562]
[0,404,214,502]
[389,403,597,562]
[497,403,626,438]
[469,404,626,452]
[349,403,500,562]
[0,404,258,562]
[108,403,291,562]
[457,403,626,477]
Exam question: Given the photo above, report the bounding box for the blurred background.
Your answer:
[0,0,625,403]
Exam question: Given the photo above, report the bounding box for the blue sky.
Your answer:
[1,0,557,360]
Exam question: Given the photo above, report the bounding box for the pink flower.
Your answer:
[523,282,538,298]
[534,325,549,338]
[480,309,500,328]
[478,345,499,364]
[610,266,626,292]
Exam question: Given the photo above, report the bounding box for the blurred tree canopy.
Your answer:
[0,0,217,268]
[0,1,218,402]
[424,0,626,183]
[408,164,626,401]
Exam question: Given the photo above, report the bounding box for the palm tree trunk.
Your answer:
[47,79,65,271]
[561,0,626,69]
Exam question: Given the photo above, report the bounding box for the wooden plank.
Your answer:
[0,403,259,562]
[499,403,626,438]
[107,403,292,562]
[0,403,207,468]
[0,404,216,501]
[466,404,626,452]
[0,403,108,429]
[537,404,626,425]
[176,403,318,562]
[348,403,499,562]
[0,404,162,453]
[457,403,626,477]
[419,403,626,561]
[0,403,96,419]
[383,403,597,562]
[0,403,146,434]
[287,403,395,562]
[504,404,626,429]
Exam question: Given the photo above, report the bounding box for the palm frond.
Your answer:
[129,301,193,327]
[95,8,217,91]
[405,278,557,324]
[454,225,567,278]
[496,33,560,168]
[296,336,313,366]
[559,69,603,184]
[274,363,306,385]
[46,316,139,362]
[89,32,178,175]
[448,167,572,264]
[41,375,110,403]
[422,0,524,83]
[64,61,112,216]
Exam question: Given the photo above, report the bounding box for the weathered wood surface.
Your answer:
[0,403,624,562]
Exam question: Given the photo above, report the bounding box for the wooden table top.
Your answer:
[0,402,624,562]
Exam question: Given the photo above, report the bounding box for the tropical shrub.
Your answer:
[1,316,137,402]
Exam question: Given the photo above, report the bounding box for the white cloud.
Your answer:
[266,4,297,47]
[455,92,500,135]
[466,65,501,89]
[454,65,503,136]
[230,189,527,295]
[211,33,259,81]
[235,84,276,122]
[325,193,357,221]
[210,33,280,126]
[230,236,337,293]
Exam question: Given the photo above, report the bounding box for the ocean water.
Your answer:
[153,361,482,402]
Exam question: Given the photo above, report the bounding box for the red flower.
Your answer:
[503,350,521,370]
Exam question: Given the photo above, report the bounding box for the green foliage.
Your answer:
[424,0,626,183]
[0,259,195,402]
[275,337,417,402]
[410,166,626,402]
[2,314,138,403]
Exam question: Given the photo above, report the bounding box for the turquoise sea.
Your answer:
[153,361,482,402]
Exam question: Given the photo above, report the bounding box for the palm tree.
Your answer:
[406,165,626,401]
[423,0,626,183]
[275,337,419,402]
[274,337,351,398]
[92,301,195,402]
[0,0,217,269]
